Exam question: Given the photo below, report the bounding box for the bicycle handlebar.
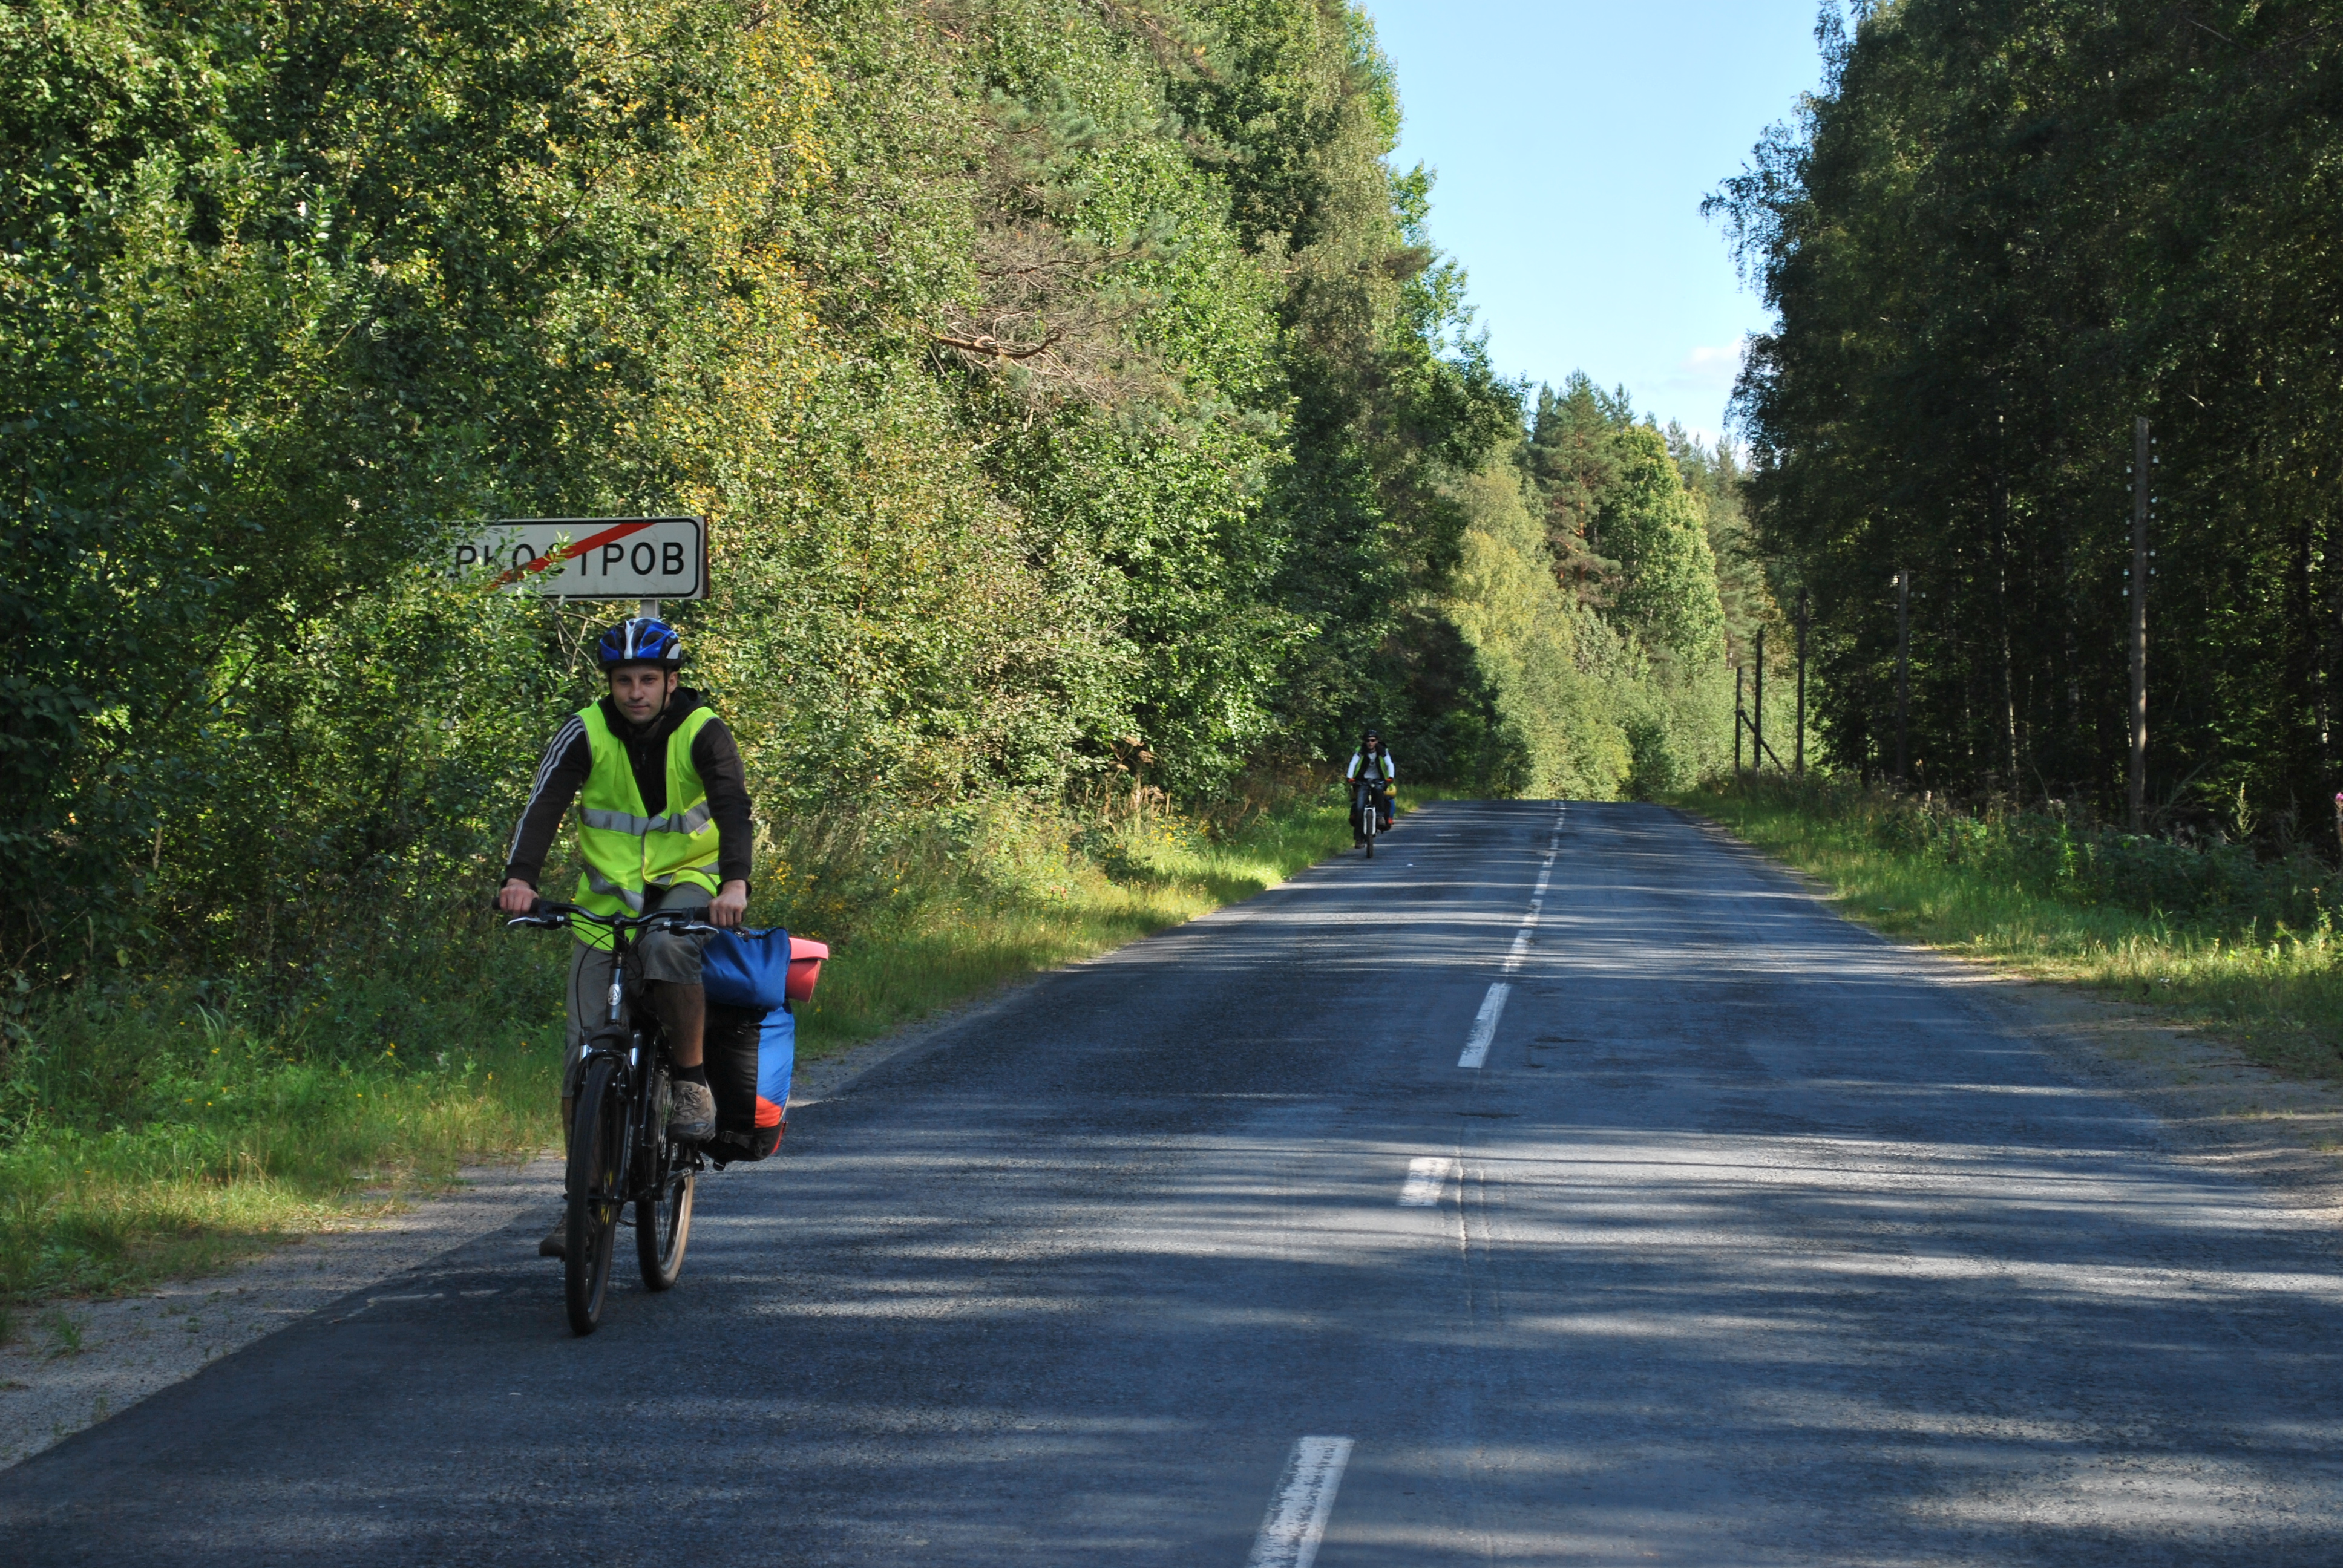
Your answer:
[502,899,722,938]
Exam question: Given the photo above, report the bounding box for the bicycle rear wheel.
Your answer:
[565,1056,626,1336]
[637,1070,695,1290]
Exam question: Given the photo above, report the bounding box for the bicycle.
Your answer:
[1354,779,1389,857]
[503,898,720,1335]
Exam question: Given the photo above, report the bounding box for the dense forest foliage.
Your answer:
[1715,1,2343,837]
[1438,377,1749,800]
[3,0,1751,993]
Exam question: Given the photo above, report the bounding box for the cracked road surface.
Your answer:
[5,800,2342,1564]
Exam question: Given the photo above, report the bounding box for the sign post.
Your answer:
[453,517,707,613]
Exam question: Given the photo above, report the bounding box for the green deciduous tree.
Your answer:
[6,0,1564,981]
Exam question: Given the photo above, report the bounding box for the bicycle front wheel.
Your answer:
[565,1056,626,1336]
[637,1071,695,1290]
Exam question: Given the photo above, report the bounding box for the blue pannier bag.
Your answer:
[703,999,791,1165]
[702,927,791,1011]
[755,1008,795,1131]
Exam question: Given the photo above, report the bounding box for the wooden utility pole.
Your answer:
[2129,417,2151,831]
[1893,569,1912,787]
[1794,589,1809,775]
[1754,626,1766,771]
[1735,666,1746,776]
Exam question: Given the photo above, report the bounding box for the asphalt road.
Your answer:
[7,800,2343,1565]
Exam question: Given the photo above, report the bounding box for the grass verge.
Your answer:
[0,785,1381,1308]
[791,795,1364,1049]
[1679,775,2343,1085]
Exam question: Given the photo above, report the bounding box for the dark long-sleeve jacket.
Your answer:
[502,688,753,891]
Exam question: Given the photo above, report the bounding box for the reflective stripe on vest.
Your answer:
[581,863,647,914]
[578,801,716,838]
[571,703,721,948]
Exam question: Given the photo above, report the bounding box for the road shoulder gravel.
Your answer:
[0,1154,562,1469]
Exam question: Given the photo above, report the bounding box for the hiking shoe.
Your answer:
[538,1223,566,1260]
[667,1080,716,1143]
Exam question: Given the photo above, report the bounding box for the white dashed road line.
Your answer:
[1245,1436,1355,1568]
[1502,913,1535,974]
[1458,982,1512,1068]
[1398,1157,1456,1206]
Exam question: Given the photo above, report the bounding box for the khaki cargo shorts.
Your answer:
[562,883,713,1094]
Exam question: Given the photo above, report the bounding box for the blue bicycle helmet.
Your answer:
[596,616,683,671]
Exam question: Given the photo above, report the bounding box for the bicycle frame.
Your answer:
[506,896,723,1332]
[507,899,719,1210]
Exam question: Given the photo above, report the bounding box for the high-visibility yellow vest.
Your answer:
[572,702,722,949]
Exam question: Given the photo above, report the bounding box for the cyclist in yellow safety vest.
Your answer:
[498,616,753,1260]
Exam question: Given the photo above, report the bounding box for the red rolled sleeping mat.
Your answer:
[786,936,828,1001]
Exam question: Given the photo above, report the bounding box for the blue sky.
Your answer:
[1362,1,1831,445]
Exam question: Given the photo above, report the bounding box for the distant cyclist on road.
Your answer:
[498,616,754,1258]
[1346,730,1397,844]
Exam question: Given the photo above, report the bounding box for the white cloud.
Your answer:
[1666,341,1749,394]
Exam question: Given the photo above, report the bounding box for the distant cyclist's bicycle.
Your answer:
[505,899,717,1335]
[1354,780,1389,857]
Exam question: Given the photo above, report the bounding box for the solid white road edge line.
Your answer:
[1458,982,1512,1068]
[1399,1156,1457,1206]
[1245,1436,1357,1568]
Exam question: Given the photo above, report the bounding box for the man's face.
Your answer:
[608,665,676,725]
